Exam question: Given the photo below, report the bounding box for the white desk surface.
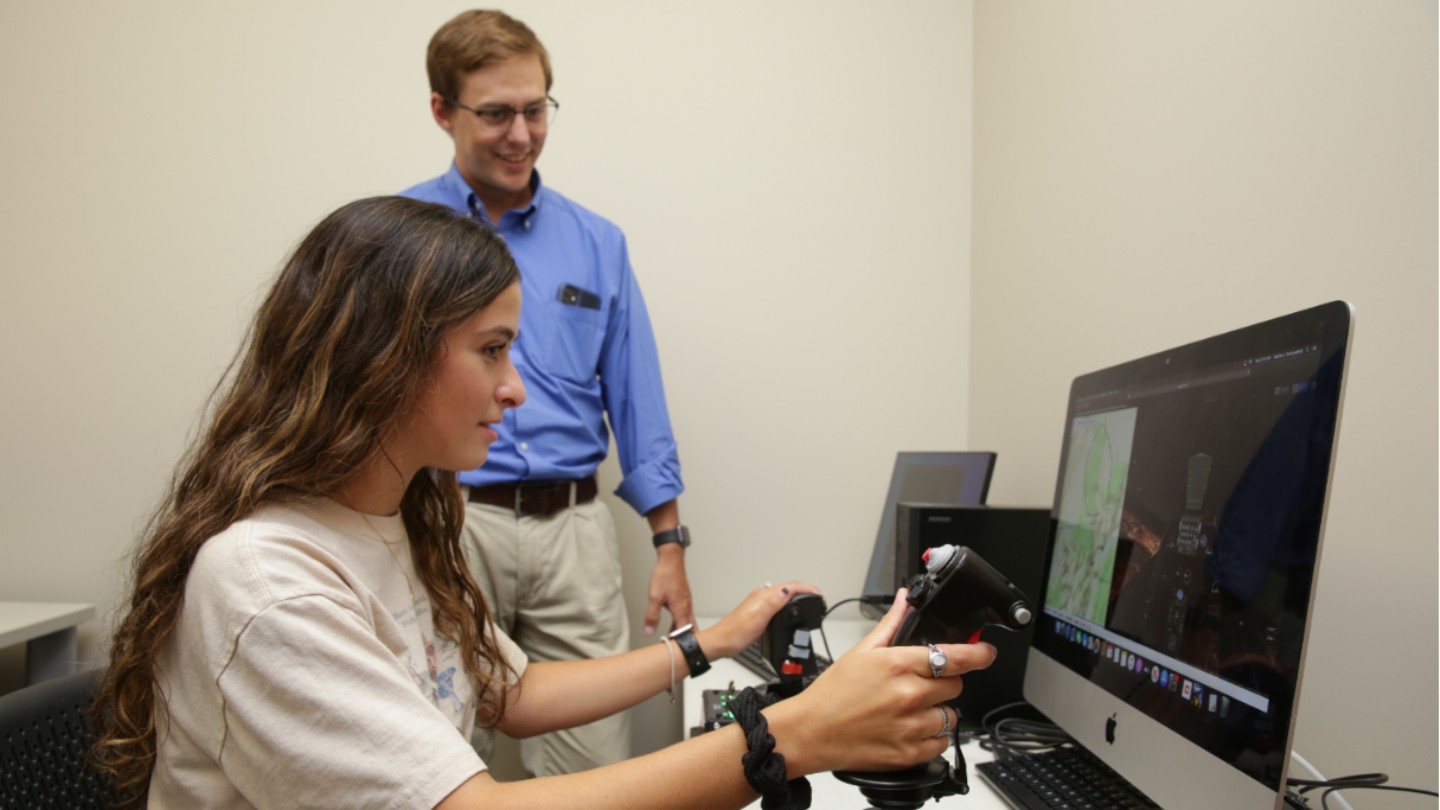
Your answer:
[687,617,1011,809]
[0,601,94,648]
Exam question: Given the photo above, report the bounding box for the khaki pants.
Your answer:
[461,494,632,777]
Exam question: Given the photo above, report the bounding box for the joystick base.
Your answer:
[834,757,962,810]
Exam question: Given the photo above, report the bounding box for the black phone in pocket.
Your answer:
[557,283,601,310]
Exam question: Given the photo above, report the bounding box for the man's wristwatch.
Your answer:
[668,623,710,677]
[652,525,691,549]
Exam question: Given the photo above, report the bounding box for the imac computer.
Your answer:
[1020,301,1353,808]
[858,451,997,619]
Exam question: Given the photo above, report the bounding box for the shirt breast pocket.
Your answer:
[534,295,605,384]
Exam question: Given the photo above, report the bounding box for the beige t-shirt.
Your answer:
[149,497,526,809]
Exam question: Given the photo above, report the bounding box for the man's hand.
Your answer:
[644,545,694,635]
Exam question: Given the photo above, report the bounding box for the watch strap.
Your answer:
[653,525,691,549]
[669,623,710,677]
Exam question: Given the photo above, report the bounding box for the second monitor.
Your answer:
[858,451,998,619]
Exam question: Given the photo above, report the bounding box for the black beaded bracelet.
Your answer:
[728,687,811,810]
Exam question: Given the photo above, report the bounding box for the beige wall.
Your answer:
[2,0,1433,798]
[0,0,973,759]
[972,2,1437,806]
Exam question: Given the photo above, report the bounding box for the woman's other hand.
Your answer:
[698,581,821,660]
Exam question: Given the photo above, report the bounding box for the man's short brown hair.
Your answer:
[427,9,554,100]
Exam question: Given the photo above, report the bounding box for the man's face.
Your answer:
[433,54,550,216]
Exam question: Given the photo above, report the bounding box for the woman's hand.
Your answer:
[697,581,821,660]
[763,589,997,777]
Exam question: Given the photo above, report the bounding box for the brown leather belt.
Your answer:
[466,476,598,517]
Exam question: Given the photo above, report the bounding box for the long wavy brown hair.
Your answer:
[91,196,521,804]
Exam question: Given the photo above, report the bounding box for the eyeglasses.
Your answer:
[447,96,560,131]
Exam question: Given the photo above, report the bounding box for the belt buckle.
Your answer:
[514,482,549,516]
[513,481,576,516]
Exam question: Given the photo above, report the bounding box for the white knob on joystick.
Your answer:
[924,544,958,573]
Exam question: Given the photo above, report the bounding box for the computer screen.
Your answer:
[858,451,997,618]
[1022,301,1352,809]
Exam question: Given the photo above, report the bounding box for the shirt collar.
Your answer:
[445,162,544,232]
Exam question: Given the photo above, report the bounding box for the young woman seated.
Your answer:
[92,196,996,809]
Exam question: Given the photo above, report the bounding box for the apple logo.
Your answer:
[1105,713,1117,744]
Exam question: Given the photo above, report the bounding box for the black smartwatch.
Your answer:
[652,525,691,549]
[668,623,710,677]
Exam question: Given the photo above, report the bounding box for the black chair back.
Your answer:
[0,669,120,809]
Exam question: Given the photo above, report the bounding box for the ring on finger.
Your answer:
[933,705,952,739]
[927,643,947,678]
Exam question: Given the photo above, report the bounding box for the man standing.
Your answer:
[402,10,696,776]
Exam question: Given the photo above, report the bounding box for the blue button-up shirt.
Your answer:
[400,165,683,516]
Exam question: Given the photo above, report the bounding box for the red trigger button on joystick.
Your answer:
[922,548,932,564]
[967,629,983,645]
[781,662,804,676]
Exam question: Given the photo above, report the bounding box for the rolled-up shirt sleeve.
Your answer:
[599,233,684,517]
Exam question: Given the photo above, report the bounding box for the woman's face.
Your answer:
[397,282,525,473]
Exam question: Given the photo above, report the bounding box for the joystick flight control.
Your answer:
[835,545,1034,809]
[895,544,1034,648]
[760,593,827,698]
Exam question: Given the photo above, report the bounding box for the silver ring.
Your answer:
[927,643,947,678]
[933,706,952,739]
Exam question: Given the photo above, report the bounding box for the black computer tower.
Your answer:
[895,503,1052,726]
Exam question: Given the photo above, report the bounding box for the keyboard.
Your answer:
[976,746,1161,810]
[733,640,775,680]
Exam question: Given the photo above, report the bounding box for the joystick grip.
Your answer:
[895,545,1033,648]
[760,593,826,695]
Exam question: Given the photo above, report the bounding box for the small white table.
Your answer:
[0,601,95,684]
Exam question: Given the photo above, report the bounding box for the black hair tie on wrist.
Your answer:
[729,686,811,810]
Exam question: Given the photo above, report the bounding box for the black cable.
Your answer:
[960,700,1071,755]
[822,596,866,618]
[1318,784,1438,809]
[815,625,833,666]
[1282,791,1310,809]
[815,595,871,666]
[980,700,1037,729]
[1285,770,1437,810]
[986,717,1072,754]
[1289,772,1389,792]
